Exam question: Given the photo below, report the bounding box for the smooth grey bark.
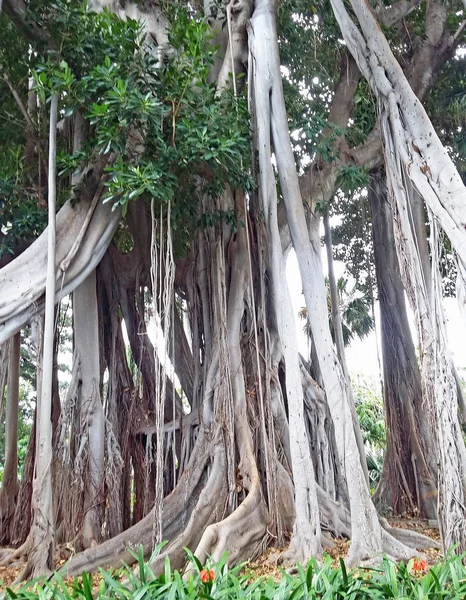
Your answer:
[328,0,466,554]
[0,332,20,544]
[329,0,466,279]
[384,124,466,554]
[251,3,323,563]
[249,0,415,565]
[0,191,120,345]
[369,170,437,519]
[24,93,58,579]
[73,271,106,547]
[193,188,270,565]
[409,184,466,423]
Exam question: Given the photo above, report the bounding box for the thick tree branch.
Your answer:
[300,0,456,211]
[375,0,422,27]
[299,54,360,206]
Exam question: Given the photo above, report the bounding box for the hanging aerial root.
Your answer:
[62,429,213,576]
[149,445,230,573]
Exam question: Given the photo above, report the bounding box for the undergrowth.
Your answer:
[2,547,466,599]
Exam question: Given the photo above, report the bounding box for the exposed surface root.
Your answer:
[380,517,441,550]
[64,430,213,575]
[0,541,29,567]
[149,445,229,573]
[194,481,268,565]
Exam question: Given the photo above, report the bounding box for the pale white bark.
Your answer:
[26,93,58,578]
[149,199,175,549]
[0,194,120,345]
[249,0,413,565]
[329,0,466,280]
[383,121,466,553]
[250,2,322,562]
[323,211,369,486]
[327,0,466,551]
[73,271,105,547]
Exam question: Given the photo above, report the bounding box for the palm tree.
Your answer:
[300,276,373,347]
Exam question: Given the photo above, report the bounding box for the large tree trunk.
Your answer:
[329,0,466,554]
[0,172,120,345]
[254,75,322,560]
[0,332,20,544]
[73,271,106,547]
[385,132,466,553]
[369,169,437,519]
[0,0,444,578]
[249,0,414,565]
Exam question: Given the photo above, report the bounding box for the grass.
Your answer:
[2,548,466,599]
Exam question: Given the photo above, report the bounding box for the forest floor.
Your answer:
[0,518,442,589]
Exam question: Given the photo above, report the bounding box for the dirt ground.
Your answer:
[0,518,442,590]
[246,518,442,581]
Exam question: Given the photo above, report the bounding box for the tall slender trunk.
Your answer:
[410,184,466,423]
[369,169,437,519]
[324,211,345,363]
[24,93,58,579]
[249,0,416,564]
[323,210,369,486]
[254,84,323,559]
[0,332,20,544]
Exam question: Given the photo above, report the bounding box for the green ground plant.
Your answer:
[2,550,466,600]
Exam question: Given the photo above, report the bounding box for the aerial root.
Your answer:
[149,448,230,574]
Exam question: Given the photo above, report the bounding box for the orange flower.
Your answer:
[412,558,427,573]
[200,569,215,583]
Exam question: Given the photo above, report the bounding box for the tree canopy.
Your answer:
[0,0,465,581]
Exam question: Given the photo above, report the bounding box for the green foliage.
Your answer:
[353,378,385,487]
[336,165,370,195]
[0,140,47,259]
[345,80,377,148]
[332,193,374,298]
[331,277,374,345]
[353,378,385,448]
[0,1,253,259]
[6,552,466,599]
[300,276,373,350]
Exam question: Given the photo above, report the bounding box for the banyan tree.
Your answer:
[0,0,466,580]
